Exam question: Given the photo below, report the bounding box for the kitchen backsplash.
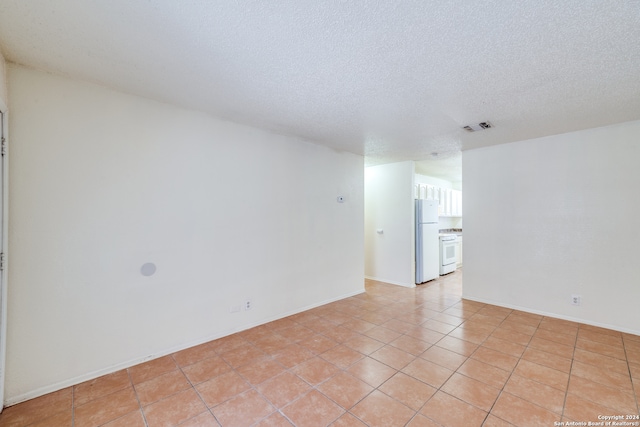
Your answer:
[438,216,462,230]
[439,228,462,233]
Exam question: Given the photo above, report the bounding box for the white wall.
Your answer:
[364,161,415,287]
[463,120,640,335]
[0,53,7,105]
[6,65,365,404]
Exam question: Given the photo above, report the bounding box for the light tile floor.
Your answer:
[1,270,639,426]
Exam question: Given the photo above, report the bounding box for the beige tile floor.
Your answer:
[1,270,639,426]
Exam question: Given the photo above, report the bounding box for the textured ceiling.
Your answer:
[1,1,639,181]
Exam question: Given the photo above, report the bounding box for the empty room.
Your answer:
[0,1,638,426]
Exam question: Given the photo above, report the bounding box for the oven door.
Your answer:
[441,239,458,266]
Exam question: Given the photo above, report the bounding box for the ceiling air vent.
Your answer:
[463,121,493,132]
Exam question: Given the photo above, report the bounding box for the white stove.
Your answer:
[439,234,459,275]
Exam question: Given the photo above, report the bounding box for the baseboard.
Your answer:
[4,287,365,407]
[462,294,640,337]
[364,275,415,288]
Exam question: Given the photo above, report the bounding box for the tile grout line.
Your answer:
[265,319,378,425]
[209,320,359,425]
[262,281,457,426]
[126,367,150,427]
[451,309,580,425]
[575,325,639,415]
[170,353,220,427]
[457,305,526,427]
[410,331,480,423]
[344,280,566,420]
[558,318,579,424]
[482,310,520,426]
[71,382,75,427]
[344,281,463,427]
[621,335,640,414]
[366,286,485,426]
[275,319,382,426]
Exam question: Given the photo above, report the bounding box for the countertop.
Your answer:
[439,228,462,236]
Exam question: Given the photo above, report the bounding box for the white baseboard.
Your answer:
[364,275,415,288]
[4,287,365,407]
[462,294,640,337]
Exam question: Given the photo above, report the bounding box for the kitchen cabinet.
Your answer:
[452,190,462,217]
[456,236,463,268]
[415,180,462,217]
[415,184,438,200]
[438,189,462,217]
[439,188,450,215]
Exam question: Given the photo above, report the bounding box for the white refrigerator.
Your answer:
[415,199,439,284]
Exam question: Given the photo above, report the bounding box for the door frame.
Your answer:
[0,101,8,410]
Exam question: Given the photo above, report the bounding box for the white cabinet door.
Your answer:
[416,181,462,217]
[451,191,458,216]
[451,190,462,217]
[440,189,452,216]
[426,185,436,200]
[456,236,463,267]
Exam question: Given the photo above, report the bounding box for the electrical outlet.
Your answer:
[244,299,252,311]
[571,294,581,306]
[230,305,241,313]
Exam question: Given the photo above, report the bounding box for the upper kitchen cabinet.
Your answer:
[414,182,462,217]
[435,188,462,217]
[415,174,462,217]
[414,183,438,200]
[445,189,462,217]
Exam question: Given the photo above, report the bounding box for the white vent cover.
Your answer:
[463,122,493,132]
